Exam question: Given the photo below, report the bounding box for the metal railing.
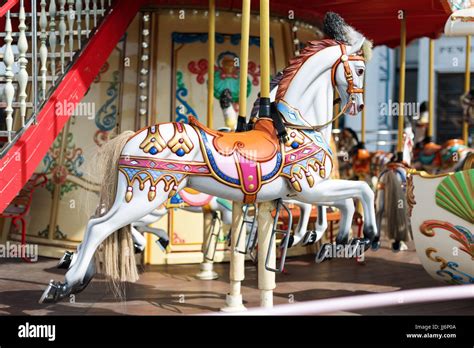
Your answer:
[0,0,113,156]
[216,284,474,315]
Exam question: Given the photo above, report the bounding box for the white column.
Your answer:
[49,0,57,83]
[75,0,82,49]
[221,202,247,312]
[59,0,66,73]
[92,0,97,27]
[4,11,15,142]
[17,0,28,127]
[67,0,75,60]
[84,0,90,37]
[257,201,276,308]
[39,0,48,99]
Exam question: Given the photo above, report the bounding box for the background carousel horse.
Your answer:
[414,91,473,174]
[374,122,415,252]
[40,16,380,303]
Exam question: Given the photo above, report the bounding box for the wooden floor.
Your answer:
[0,242,473,315]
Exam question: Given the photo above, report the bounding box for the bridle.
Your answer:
[287,43,366,132]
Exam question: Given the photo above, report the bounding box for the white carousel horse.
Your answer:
[40,29,379,303]
[56,89,315,287]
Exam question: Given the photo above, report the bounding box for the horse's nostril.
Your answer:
[358,104,365,112]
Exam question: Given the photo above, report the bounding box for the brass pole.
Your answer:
[207,0,215,128]
[260,0,270,100]
[428,39,435,139]
[463,35,471,143]
[397,12,407,157]
[236,0,251,131]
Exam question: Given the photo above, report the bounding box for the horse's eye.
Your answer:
[356,68,364,76]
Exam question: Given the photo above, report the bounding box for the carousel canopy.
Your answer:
[151,0,453,47]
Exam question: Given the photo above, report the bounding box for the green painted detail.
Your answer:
[435,169,473,224]
[216,197,232,211]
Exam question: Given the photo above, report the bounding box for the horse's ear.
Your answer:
[347,37,365,55]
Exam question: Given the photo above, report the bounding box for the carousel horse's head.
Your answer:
[324,12,372,116]
[219,88,237,130]
[461,89,474,124]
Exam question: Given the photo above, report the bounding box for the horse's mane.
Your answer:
[275,39,339,101]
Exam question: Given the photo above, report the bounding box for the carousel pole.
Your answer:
[427,39,435,143]
[396,11,407,161]
[197,0,218,281]
[220,0,251,312]
[257,0,276,308]
[207,0,215,129]
[463,35,471,144]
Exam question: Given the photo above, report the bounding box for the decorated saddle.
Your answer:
[118,102,333,204]
[189,100,333,203]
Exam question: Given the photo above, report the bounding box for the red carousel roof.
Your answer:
[150,0,452,47]
[0,0,453,48]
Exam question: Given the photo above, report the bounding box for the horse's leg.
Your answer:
[314,206,328,242]
[130,224,147,253]
[286,200,312,247]
[40,177,183,303]
[315,198,355,263]
[299,179,379,249]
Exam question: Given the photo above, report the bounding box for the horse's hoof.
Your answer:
[39,280,70,304]
[363,226,376,241]
[392,241,401,252]
[371,240,381,251]
[302,231,317,246]
[351,238,371,251]
[156,238,169,251]
[315,243,332,263]
[284,235,294,248]
[57,251,73,269]
[134,243,145,254]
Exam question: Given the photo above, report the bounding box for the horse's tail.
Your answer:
[93,130,138,298]
[383,170,410,243]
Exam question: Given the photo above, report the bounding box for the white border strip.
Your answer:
[217,285,474,315]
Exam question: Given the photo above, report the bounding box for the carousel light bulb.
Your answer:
[204,10,208,16]
[143,14,149,22]
[293,38,299,44]
[216,11,220,16]
[193,10,198,15]
[292,26,298,32]
[169,10,174,15]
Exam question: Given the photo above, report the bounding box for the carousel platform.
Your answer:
[0,241,473,315]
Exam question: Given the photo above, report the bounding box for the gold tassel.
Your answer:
[148,190,156,201]
[291,178,302,192]
[125,187,133,202]
[306,172,315,187]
